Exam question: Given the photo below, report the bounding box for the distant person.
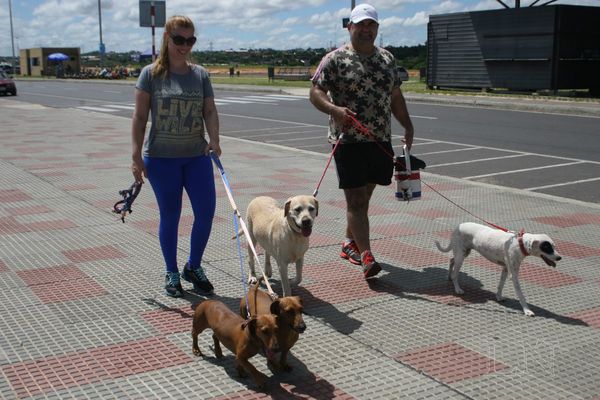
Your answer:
[309,4,414,279]
[131,15,221,297]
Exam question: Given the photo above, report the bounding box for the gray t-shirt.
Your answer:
[136,64,214,157]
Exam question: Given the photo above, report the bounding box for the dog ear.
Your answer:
[244,317,258,336]
[270,300,281,315]
[313,198,319,217]
[284,199,292,217]
[293,296,303,306]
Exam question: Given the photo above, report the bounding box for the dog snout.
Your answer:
[301,218,312,228]
[295,321,307,333]
[270,340,280,353]
[555,255,562,261]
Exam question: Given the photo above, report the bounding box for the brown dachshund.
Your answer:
[192,299,279,390]
[240,284,306,372]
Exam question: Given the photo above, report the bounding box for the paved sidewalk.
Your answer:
[1,97,600,400]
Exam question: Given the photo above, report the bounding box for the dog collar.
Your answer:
[517,229,529,256]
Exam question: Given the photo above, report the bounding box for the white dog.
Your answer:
[243,195,318,297]
[435,222,562,316]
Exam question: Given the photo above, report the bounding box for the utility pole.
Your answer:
[351,0,355,10]
[98,0,105,66]
[9,0,16,73]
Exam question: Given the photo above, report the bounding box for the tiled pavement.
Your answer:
[1,97,600,400]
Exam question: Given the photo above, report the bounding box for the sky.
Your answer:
[1,0,598,56]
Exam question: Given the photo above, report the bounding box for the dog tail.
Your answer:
[231,229,245,240]
[434,240,452,253]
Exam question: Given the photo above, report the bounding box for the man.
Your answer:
[309,3,414,279]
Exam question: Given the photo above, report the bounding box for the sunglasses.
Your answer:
[169,34,197,46]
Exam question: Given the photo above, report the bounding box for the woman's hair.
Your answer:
[152,15,195,79]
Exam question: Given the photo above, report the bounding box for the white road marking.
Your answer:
[463,161,586,179]
[77,106,119,112]
[223,96,278,103]
[102,104,134,110]
[428,154,527,168]
[525,176,600,191]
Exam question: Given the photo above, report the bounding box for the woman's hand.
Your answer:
[206,141,222,157]
[131,155,146,183]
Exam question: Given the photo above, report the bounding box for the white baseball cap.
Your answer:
[350,4,379,24]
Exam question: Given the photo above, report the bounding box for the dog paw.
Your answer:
[281,363,293,372]
[455,288,465,295]
[290,278,301,286]
[192,348,203,357]
[496,294,505,302]
[524,309,535,317]
[248,276,258,285]
[254,374,268,390]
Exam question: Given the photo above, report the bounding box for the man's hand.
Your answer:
[330,105,356,131]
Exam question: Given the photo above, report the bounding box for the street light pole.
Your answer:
[351,0,355,10]
[8,0,17,73]
[98,0,104,66]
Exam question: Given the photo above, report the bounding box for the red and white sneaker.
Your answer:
[340,241,362,265]
[361,250,381,279]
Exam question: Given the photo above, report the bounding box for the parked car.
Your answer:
[0,71,17,96]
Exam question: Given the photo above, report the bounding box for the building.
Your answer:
[19,47,81,77]
[427,5,600,94]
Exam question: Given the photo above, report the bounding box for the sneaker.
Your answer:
[165,272,184,297]
[182,263,214,295]
[361,250,381,279]
[340,241,362,265]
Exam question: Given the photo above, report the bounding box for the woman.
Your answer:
[131,15,221,297]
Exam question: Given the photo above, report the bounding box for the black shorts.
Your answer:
[333,142,395,189]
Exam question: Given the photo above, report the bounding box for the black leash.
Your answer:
[112,182,142,223]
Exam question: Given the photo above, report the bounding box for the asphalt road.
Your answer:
[10,79,600,204]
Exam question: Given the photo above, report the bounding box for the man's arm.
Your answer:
[391,86,414,150]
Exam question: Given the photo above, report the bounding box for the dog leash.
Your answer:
[112,181,142,223]
[313,133,343,197]
[209,152,278,299]
[340,116,511,232]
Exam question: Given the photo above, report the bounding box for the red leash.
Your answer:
[313,135,342,197]
[315,115,510,232]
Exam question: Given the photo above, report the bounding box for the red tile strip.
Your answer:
[142,306,194,335]
[567,307,600,330]
[2,337,192,398]
[7,205,53,216]
[62,245,127,263]
[533,213,600,228]
[395,342,508,384]
[18,265,108,304]
[0,189,33,202]
[555,240,600,258]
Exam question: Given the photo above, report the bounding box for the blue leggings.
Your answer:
[144,155,216,273]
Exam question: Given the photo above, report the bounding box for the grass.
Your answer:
[211,75,599,101]
[16,73,599,101]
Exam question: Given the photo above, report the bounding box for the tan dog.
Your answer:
[244,195,318,296]
[240,283,306,372]
[192,300,279,390]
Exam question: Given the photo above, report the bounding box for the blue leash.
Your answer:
[210,152,277,305]
[232,210,250,317]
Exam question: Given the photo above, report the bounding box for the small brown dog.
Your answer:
[240,283,306,372]
[192,299,279,390]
